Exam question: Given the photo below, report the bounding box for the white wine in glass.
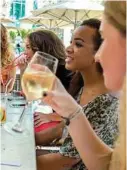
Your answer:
[22,51,58,101]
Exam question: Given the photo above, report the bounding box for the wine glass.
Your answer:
[4,51,58,136]
[21,51,58,101]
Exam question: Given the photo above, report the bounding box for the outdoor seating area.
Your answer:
[0,1,126,170]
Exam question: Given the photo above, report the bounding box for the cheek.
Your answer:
[97,40,126,90]
[30,50,34,58]
[77,49,94,66]
[26,49,34,58]
[96,41,111,68]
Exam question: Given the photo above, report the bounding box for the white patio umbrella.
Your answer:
[31,1,104,28]
[0,16,14,23]
[19,16,71,29]
[6,25,17,31]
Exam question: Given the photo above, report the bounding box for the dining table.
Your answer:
[0,94,37,170]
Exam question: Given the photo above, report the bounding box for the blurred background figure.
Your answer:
[15,31,23,55]
[1,23,16,93]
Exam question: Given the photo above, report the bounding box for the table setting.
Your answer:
[0,92,37,170]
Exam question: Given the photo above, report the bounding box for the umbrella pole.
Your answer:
[74,10,78,29]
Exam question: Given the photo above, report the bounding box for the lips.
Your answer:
[65,56,74,63]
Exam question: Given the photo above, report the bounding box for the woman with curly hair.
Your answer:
[1,24,16,92]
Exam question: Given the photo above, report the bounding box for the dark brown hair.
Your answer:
[27,29,71,90]
[27,29,66,65]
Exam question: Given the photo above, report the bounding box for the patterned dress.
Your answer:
[59,93,119,170]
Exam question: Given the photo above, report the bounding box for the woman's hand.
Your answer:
[34,112,52,127]
[27,64,81,118]
[16,53,28,65]
[34,111,63,127]
[42,78,82,118]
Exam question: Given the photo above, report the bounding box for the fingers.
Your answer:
[43,93,61,114]
[34,117,50,127]
[34,112,52,126]
[20,57,27,64]
[16,54,28,65]
[34,115,40,121]
[34,119,43,127]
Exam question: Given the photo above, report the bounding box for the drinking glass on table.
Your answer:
[4,51,58,136]
[0,96,7,125]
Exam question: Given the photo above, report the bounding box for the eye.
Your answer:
[75,42,83,47]
[101,37,104,41]
[26,46,31,49]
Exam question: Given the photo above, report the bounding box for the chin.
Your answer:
[65,64,75,71]
[105,79,124,92]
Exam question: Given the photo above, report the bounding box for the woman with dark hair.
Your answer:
[38,1,126,170]
[36,19,119,170]
[18,29,71,90]
[17,29,72,145]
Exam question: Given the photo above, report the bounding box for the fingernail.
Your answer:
[43,92,47,97]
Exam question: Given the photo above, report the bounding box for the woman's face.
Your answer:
[65,26,95,72]
[95,16,126,91]
[25,38,34,58]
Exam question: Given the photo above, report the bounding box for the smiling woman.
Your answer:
[37,1,126,170]
[36,19,119,170]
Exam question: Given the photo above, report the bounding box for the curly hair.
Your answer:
[1,24,12,68]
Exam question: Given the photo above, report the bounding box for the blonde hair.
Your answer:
[104,1,126,36]
[0,24,13,67]
[104,1,126,170]
[0,24,16,92]
[109,80,126,170]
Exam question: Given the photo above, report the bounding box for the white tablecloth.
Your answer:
[1,96,36,170]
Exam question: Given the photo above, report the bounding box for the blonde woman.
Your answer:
[35,1,126,170]
[1,24,16,92]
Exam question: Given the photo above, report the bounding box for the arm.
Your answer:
[67,112,112,170]
[7,66,16,92]
[49,112,63,121]
[0,65,16,93]
[35,121,64,146]
[34,112,62,126]
[43,91,113,170]
[33,66,113,170]
[37,152,79,170]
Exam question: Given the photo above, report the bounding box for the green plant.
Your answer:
[19,29,32,39]
[9,31,16,42]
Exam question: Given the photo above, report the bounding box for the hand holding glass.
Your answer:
[4,52,58,136]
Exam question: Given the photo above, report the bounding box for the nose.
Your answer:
[24,48,28,55]
[94,47,101,63]
[66,45,73,54]
[95,53,100,63]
